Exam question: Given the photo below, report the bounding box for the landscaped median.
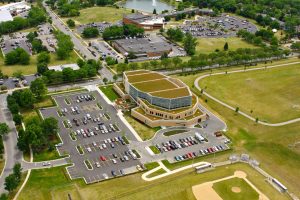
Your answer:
[84,160,93,170]
[149,146,160,154]
[76,145,84,155]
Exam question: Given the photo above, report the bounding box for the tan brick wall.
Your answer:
[131,108,206,127]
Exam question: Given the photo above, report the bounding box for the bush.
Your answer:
[82,27,99,38]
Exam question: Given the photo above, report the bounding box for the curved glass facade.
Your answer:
[129,84,192,110]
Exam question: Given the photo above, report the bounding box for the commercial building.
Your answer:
[48,64,80,72]
[0,10,13,22]
[123,13,164,30]
[112,36,172,59]
[0,1,30,16]
[114,70,207,127]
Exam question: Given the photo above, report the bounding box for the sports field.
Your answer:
[173,58,300,197]
[63,7,131,25]
[196,37,257,54]
[213,178,259,200]
[18,163,288,200]
[198,63,300,123]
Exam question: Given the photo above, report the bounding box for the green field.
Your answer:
[18,163,288,200]
[0,51,79,76]
[213,178,259,200]
[174,58,300,197]
[196,37,257,54]
[199,63,300,123]
[63,6,131,25]
[124,114,160,140]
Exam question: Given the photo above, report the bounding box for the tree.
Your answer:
[0,123,9,136]
[13,163,22,182]
[0,193,8,200]
[42,117,58,136]
[13,114,23,126]
[103,77,108,84]
[183,33,197,56]
[5,48,30,65]
[113,74,118,82]
[172,57,182,69]
[37,62,48,74]
[37,52,50,64]
[56,32,74,59]
[30,78,47,100]
[141,62,150,69]
[235,107,239,113]
[18,49,30,65]
[62,68,76,82]
[224,42,229,51]
[4,174,18,192]
[66,19,75,28]
[153,9,157,14]
[82,27,99,38]
[19,89,35,108]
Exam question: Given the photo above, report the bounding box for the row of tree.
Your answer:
[38,58,101,85]
[237,29,278,47]
[0,7,47,35]
[55,31,74,60]
[116,47,290,74]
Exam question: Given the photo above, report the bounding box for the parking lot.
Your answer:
[179,14,258,38]
[149,128,230,163]
[40,91,143,183]
[37,23,57,53]
[88,40,123,61]
[1,32,32,55]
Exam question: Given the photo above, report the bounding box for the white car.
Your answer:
[95,162,101,168]
[92,142,97,146]
[86,147,92,152]
[112,159,117,164]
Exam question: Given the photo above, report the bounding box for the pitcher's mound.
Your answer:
[231,187,241,193]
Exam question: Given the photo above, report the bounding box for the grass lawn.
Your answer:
[146,168,166,178]
[196,37,257,54]
[18,163,288,200]
[213,177,259,200]
[149,146,160,154]
[20,96,62,162]
[124,114,160,140]
[144,162,159,170]
[63,6,131,25]
[0,51,79,76]
[174,59,300,197]
[199,63,300,123]
[99,85,120,101]
[163,129,188,136]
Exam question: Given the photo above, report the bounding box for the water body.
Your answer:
[122,0,174,13]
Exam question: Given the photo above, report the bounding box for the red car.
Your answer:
[100,156,106,161]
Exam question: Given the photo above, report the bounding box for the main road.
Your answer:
[42,1,114,82]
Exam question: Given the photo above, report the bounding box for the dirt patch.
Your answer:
[192,182,223,200]
[231,186,241,193]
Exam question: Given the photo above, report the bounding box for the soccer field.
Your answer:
[198,63,300,123]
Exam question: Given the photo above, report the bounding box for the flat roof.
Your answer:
[113,37,172,54]
[125,70,191,99]
[0,10,12,22]
[133,79,177,93]
[126,72,166,83]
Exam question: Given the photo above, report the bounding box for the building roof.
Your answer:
[48,64,79,72]
[113,37,172,54]
[124,70,191,99]
[0,10,12,22]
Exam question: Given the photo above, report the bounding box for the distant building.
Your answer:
[112,37,172,59]
[0,1,30,16]
[113,70,207,127]
[0,10,13,22]
[48,64,79,72]
[123,13,164,30]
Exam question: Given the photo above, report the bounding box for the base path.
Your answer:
[194,61,300,127]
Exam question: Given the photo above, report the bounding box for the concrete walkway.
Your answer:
[142,161,210,181]
[194,61,300,127]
